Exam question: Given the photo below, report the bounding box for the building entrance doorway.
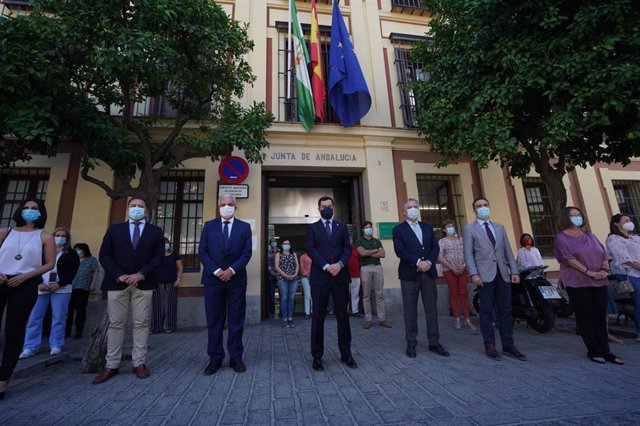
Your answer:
[262,172,363,320]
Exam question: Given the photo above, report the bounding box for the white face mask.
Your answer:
[129,207,145,221]
[622,222,635,232]
[219,205,235,218]
[406,207,420,220]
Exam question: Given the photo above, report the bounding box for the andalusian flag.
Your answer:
[291,0,315,131]
[310,0,325,122]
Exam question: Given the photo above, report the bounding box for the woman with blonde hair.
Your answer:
[20,227,79,358]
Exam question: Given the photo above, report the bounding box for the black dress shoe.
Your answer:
[406,345,417,358]
[312,357,324,371]
[203,361,222,376]
[340,354,358,369]
[429,344,450,357]
[229,360,246,373]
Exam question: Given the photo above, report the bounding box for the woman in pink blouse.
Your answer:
[299,250,312,319]
[605,213,640,342]
[438,219,476,330]
[554,206,623,365]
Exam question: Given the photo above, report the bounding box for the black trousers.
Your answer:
[566,286,610,358]
[66,289,90,337]
[310,278,352,359]
[401,273,440,347]
[0,278,39,381]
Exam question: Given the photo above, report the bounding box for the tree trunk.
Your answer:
[538,169,568,226]
[80,312,109,373]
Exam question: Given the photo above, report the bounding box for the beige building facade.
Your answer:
[2,0,639,326]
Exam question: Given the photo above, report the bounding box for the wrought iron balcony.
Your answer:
[391,0,430,16]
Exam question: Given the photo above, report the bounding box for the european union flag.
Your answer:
[328,0,371,127]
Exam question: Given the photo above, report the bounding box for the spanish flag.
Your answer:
[310,0,325,122]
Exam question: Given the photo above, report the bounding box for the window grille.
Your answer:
[276,22,341,125]
[613,180,640,224]
[416,174,464,234]
[157,170,205,271]
[393,43,429,128]
[0,168,49,228]
[522,177,557,256]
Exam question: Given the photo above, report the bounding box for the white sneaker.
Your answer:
[19,349,35,359]
[50,347,62,355]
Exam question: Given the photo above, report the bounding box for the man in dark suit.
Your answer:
[199,194,252,375]
[393,198,449,358]
[305,196,356,371]
[463,196,526,361]
[93,197,165,384]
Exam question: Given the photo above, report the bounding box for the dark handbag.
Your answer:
[609,274,635,295]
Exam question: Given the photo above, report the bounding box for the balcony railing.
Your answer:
[2,0,31,8]
[391,0,429,16]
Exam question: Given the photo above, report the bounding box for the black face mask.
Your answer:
[320,207,334,220]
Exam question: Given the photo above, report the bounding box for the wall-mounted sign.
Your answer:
[218,183,249,199]
[219,156,249,184]
[377,222,400,239]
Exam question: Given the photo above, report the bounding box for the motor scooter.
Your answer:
[472,265,559,333]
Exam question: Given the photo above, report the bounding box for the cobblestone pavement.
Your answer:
[1,315,638,425]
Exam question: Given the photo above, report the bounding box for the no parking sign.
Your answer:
[218,156,249,184]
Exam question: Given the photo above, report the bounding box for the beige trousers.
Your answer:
[361,264,386,321]
[106,285,153,369]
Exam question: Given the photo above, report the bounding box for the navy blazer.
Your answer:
[198,217,252,286]
[304,219,351,286]
[392,220,440,280]
[99,221,165,291]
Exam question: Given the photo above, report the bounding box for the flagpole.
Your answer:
[287,0,293,101]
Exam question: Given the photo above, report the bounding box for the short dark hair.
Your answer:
[362,220,373,230]
[519,233,535,247]
[558,206,587,230]
[12,198,48,229]
[472,197,489,209]
[73,243,92,257]
[609,213,630,238]
[318,196,334,207]
[128,196,148,207]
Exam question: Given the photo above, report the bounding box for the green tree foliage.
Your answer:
[1,0,273,211]
[413,0,640,218]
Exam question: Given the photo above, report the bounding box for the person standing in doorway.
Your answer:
[393,198,449,358]
[299,250,313,319]
[305,196,356,371]
[93,197,165,384]
[356,221,390,329]
[267,238,279,319]
[199,194,252,375]
[66,243,99,339]
[463,197,526,361]
[275,239,299,327]
[348,243,363,318]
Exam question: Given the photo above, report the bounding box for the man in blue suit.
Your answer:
[305,196,357,371]
[199,194,252,375]
[94,197,165,384]
[393,198,449,358]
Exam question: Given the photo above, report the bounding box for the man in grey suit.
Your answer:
[462,197,527,361]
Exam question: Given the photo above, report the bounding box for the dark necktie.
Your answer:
[132,222,141,249]
[325,220,332,238]
[484,222,496,247]
[223,221,230,249]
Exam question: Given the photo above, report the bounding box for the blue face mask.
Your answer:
[21,209,41,223]
[407,207,420,220]
[76,250,84,257]
[282,244,291,251]
[54,236,67,246]
[129,207,145,221]
[364,227,373,236]
[446,227,456,236]
[476,207,491,219]
[165,243,171,251]
[570,216,583,227]
[270,242,277,248]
